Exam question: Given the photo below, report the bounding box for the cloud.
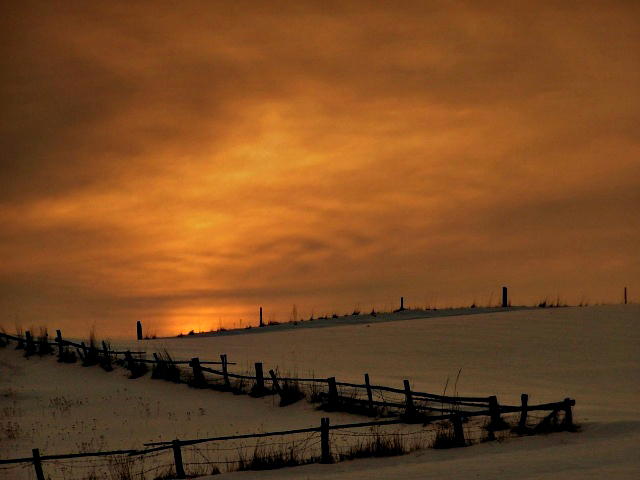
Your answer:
[0,1,638,336]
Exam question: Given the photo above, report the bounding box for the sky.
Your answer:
[1,1,638,338]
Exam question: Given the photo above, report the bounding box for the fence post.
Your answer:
[259,307,263,327]
[56,330,64,358]
[221,354,230,389]
[137,321,143,340]
[78,342,88,366]
[320,417,332,463]
[101,341,112,371]
[269,369,283,397]
[189,357,205,387]
[364,373,373,412]
[124,351,135,371]
[25,331,36,357]
[502,287,508,307]
[404,379,415,416]
[451,414,466,447]
[624,287,627,304]
[489,395,500,424]
[400,297,404,310]
[563,398,574,428]
[172,439,186,478]
[517,394,529,432]
[327,377,338,404]
[255,362,265,391]
[32,448,45,480]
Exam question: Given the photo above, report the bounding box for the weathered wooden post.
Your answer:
[101,341,112,371]
[25,331,36,357]
[624,287,627,304]
[488,395,507,430]
[327,377,338,405]
[254,362,265,392]
[489,395,500,423]
[172,439,186,478]
[320,417,332,463]
[124,351,136,372]
[404,379,415,416]
[517,394,529,433]
[400,297,404,310]
[564,398,574,428]
[259,307,263,327]
[502,287,508,308]
[451,414,466,447]
[136,321,143,340]
[221,354,230,389]
[364,373,374,412]
[32,448,45,480]
[189,357,205,387]
[56,330,64,359]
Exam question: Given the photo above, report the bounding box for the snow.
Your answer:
[1,305,638,479]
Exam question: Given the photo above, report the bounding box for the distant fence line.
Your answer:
[0,329,576,479]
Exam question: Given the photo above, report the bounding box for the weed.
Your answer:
[107,454,137,480]
[431,420,459,449]
[152,349,183,383]
[338,429,406,460]
[236,443,316,472]
[0,325,7,348]
[37,326,54,356]
[59,346,77,363]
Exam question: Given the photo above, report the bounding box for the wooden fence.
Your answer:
[1,329,576,478]
[0,329,572,421]
[1,398,575,480]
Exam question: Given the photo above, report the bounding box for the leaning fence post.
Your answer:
[563,398,574,428]
[56,330,64,358]
[517,394,529,432]
[320,417,332,463]
[221,354,230,389]
[32,448,45,480]
[364,373,373,412]
[172,439,186,478]
[269,369,283,398]
[404,379,415,415]
[451,414,466,447]
[78,342,89,366]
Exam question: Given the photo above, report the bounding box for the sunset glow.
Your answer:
[1,1,638,338]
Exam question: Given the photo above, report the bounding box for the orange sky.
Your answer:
[1,1,639,338]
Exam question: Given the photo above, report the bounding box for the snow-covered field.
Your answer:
[1,305,638,479]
